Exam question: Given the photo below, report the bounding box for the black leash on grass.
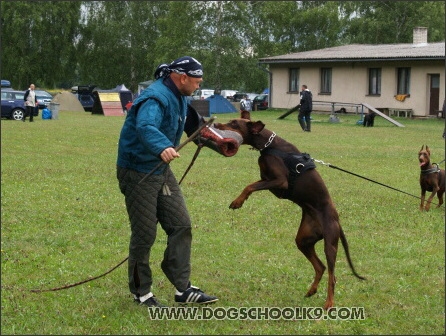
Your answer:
[313,158,440,206]
[30,118,215,293]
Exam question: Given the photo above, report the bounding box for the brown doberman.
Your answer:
[210,119,365,310]
[418,145,445,211]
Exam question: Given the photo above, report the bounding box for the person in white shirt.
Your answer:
[23,84,37,122]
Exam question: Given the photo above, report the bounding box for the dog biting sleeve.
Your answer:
[184,105,242,157]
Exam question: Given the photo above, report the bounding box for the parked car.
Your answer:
[232,92,246,102]
[192,89,214,100]
[72,85,96,111]
[35,90,53,109]
[246,93,258,100]
[1,90,38,120]
[253,94,269,110]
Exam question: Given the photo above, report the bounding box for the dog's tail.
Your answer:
[339,228,366,280]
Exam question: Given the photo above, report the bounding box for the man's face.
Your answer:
[180,75,203,96]
[30,84,35,90]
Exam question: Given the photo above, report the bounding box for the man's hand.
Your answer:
[160,147,180,163]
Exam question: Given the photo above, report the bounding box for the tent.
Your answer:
[50,91,85,112]
[206,94,237,114]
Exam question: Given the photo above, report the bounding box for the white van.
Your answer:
[192,89,214,100]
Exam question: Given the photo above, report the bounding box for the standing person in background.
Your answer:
[23,84,37,122]
[239,94,252,120]
[298,84,313,132]
[442,99,445,139]
[116,56,218,307]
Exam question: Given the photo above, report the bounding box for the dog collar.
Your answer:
[263,132,276,149]
[421,164,440,175]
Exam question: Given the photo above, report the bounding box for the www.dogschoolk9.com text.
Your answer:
[147,306,366,321]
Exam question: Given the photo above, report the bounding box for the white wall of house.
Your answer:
[269,61,444,117]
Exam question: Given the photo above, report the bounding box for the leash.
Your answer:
[313,158,439,206]
[138,116,215,185]
[179,144,204,185]
[30,118,215,293]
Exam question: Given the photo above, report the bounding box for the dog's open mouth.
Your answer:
[197,126,242,157]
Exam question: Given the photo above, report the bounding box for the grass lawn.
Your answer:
[1,109,445,335]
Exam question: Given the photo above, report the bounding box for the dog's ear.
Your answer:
[420,144,425,151]
[426,145,430,154]
[249,120,265,134]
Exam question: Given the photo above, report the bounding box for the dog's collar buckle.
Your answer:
[264,132,276,148]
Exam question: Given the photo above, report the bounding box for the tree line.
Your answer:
[1,1,444,94]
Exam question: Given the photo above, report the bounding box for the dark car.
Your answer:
[253,94,269,110]
[232,92,246,102]
[35,90,53,109]
[72,85,96,111]
[1,90,38,120]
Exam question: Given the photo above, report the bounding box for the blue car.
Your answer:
[1,90,38,120]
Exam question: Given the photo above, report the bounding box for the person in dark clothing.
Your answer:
[23,84,37,122]
[116,56,218,307]
[363,110,376,127]
[298,84,313,132]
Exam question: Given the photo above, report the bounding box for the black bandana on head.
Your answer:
[154,56,203,79]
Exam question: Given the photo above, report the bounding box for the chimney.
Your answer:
[413,27,428,44]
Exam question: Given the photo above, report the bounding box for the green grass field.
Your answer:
[1,109,445,335]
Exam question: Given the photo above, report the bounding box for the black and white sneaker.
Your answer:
[140,296,166,308]
[175,286,218,304]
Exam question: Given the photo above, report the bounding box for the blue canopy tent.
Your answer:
[206,94,237,114]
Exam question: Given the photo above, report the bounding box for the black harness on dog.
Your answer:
[261,148,316,176]
[261,147,316,199]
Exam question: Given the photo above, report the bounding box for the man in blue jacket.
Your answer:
[117,56,218,307]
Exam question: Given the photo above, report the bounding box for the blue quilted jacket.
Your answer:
[117,78,188,174]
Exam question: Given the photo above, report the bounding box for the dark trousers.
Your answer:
[363,113,376,127]
[298,110,312,131]
[117,166,192,297]
[24,106,35,121]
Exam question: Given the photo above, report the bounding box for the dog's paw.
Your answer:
[229,200,243,209]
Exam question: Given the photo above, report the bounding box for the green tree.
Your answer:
[1,1,80,89]
[342,1,445,44]
[1,1,443,94]
[76,1,160,92]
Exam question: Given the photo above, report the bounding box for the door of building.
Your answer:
[429,74,439,116]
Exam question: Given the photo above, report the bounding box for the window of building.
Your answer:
[320,68,332,94]
[289,68,300,92]
[397,67,411,95]
[368,68,381,95]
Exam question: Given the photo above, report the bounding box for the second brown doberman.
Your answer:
[418,145,445,211]
[211,119,365,310]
